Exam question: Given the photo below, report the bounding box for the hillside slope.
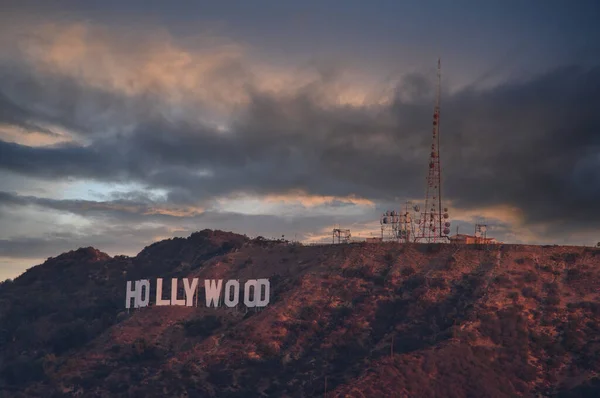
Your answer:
[0,230,599,397]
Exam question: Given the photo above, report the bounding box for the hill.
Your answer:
[0,230,599,397]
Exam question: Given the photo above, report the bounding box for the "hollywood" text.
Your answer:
[125,278,270,309]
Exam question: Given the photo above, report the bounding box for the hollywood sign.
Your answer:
[125,278,270,309]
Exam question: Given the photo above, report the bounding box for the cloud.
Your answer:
[0,93,62,138]
[441,65,600,229]
[0,16,599,272]
[2,63,599,228]
[0,191,205,222]
[0,20,379,137]
[0,205,364,260]
[0,190,378,253]
[0,225,174,259]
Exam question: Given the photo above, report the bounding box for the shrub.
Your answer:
[543,282,561,306]
[405,275,426,290]
[183,315,222,337]
[257,342,279,357]
[565,268,582,283]
[401,266,416,277]
[413,286,428,299]
[342,265,373,279]
[220,241,237,252]
[0,278,13,290]
[423,244,442,253]
[51,320,89,354]
[429,277,447,289]
[563,252,580,264]
[523,271,538,283]
[545,295,560,306]
[539,265,553,273]
[384,252,395,264]
[521,287,536,299]
[0,357,45,385]
[298,306,319,321]
[543,282,559,294]
[465,275,485,290]
[335,304,354,320]
[207,365,234,388]
[130,338,163,361]
[494,275,512,287]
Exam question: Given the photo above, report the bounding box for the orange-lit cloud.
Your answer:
[142,206,205,217]
[263,191,375,208]
[12,21,391,118]
[447,203,525,226]
[74,201,205,218]
[0,123,75,147]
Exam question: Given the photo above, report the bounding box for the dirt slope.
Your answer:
[0,230,599,397]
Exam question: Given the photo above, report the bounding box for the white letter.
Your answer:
[171,278,186,306]
[136,279,150,308]
[156,278,171,306]
[125,280,137,309]
[244,279,258,307]
[255,279,270,307]
[224,280,240,308]
[183,278,199,307]
[205,279,223,307]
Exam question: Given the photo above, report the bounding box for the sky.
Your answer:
[0,1,599,280]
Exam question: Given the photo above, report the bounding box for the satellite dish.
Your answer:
[475,231,481,238]
[413,205,420,212]
[480,226,487,232]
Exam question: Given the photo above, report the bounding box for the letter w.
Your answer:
[204,279,223,307]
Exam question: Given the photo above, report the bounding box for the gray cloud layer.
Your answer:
[1,63,599,227]
[0,14,598,269]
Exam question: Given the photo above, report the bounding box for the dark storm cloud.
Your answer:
[0,225,174,258]
[0,60,599,236]
[0,92,59,136]
[0,65,151,138]
[0,140,119,180]
[442,65,600,226]
[0,190,205,224]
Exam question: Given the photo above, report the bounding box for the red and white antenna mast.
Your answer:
[415,58,450,242]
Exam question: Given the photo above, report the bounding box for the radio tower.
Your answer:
[415,58,450,242]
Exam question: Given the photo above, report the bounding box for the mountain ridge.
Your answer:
[1,230,599,397]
